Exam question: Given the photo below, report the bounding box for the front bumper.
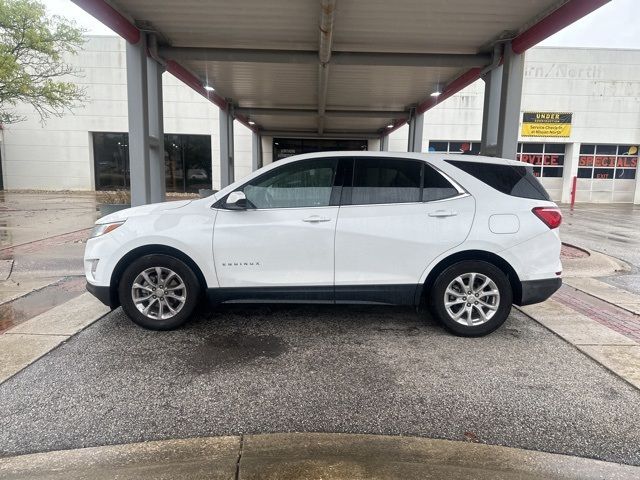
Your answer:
[517,277,562,306]
[86,282,117,309]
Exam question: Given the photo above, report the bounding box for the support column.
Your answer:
[252,131,262,171]
[219,104,235,188]
[126,37,150,206]
[407,108,424,153]
[147,56,165,203]
[561,142,580,204]
[380,135,389,151]
[480,65,502,156]
[633,165,640,204]
[496,42,525,160]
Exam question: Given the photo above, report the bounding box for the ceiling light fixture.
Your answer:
[387,124,393,128]
[431,90,442,97]
[248,120,256,125]
[204,85,215,92]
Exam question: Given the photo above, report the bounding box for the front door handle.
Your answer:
[302,215,332,223]
[428,210,458,218]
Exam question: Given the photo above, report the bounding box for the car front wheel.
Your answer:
[118,254,200,330]
[430,260,512,337]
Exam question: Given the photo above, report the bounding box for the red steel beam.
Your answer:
[385,0,610,137]
[512,0,610,54]
[163,61,257,130]
[164,60,228,111]
[416,67,483,115]
[71,0,259,132]
[71,0,140,44]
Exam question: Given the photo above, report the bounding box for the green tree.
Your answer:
[0,0,86,124]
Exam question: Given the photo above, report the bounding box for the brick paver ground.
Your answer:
[554,285,640,343]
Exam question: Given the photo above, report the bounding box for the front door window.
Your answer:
[241,158,337,209]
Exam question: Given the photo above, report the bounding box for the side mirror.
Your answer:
[225,190,247,210]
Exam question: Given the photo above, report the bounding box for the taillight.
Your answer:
[532,207,562,229]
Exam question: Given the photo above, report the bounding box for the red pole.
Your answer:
[570,175,577,211]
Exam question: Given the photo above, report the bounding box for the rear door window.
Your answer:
[348,157,422,205]
[446,160,550,201]
[423,164,460,202]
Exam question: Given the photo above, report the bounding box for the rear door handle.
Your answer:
[302,215,332,223]
[428,210,458,218]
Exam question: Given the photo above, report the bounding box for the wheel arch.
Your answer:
[416,250,522,306]
[109,244,208,308]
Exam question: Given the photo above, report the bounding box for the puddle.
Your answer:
[0,276,86,333]
[188,334,287,373]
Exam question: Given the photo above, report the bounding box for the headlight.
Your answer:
[90,221,125,238]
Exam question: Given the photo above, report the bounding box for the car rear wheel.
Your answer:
[118,254,200,330]
[429,260,512,337]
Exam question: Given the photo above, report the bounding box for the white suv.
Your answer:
[85,152,562,336]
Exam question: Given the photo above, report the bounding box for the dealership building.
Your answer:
[0,36,639,204]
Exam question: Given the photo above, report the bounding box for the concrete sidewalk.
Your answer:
[0,192,97,314]
[0,293,110,383]
[1,433,639,480]
[521,242,640,391]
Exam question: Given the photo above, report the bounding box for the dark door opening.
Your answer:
[273,138,368,161]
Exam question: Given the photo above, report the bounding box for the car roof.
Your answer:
[211,150,526,202]
[274,150,525,167]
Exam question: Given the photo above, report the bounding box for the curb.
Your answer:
[0,293,110,385]
[1,433,639,480]
[518,299,640,391]
[562,244,630,279]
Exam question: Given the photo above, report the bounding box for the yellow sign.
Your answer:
[521,112,572,137]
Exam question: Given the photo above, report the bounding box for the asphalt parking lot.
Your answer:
[1,304,640,465]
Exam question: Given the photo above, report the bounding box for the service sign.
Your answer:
[521,112,572,137]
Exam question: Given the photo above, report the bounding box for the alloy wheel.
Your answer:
[443,272,500,326]
[131,267,187,320]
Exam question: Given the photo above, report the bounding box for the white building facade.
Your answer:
[1,37,639,204]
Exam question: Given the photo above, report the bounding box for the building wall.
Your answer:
[389,47,640,203]
[1,36,223,191]
[1,38,639,204]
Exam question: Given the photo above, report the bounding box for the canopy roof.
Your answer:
[75,0,609,137]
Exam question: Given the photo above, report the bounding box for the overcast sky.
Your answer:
[45,0,639,49]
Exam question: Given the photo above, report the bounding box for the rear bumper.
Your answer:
[517,277,562,306]
[86,282,117,309]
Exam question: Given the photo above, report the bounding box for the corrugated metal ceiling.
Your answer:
[109,0,566,136]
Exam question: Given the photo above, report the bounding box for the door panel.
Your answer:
[212,157,340,290]
[334,156,476,288]
[335,195,475,286]
[213,207,338,288]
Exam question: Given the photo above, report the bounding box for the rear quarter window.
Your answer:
[445,160,550,201]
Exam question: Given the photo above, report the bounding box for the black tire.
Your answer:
[429,260,512,337]
[118,254,201,330]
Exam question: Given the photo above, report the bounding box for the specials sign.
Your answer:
[521,112,572,137]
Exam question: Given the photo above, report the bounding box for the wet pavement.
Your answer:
[0,192,98,249]
[560,203,640,294]
[1,305,640,465]
[0,193,97,329]
[0,276,86,333]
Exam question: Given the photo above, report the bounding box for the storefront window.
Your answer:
[517,143,565,178]
[578,144,638,180]
[428,141,480,154]
[93,133,130,190]
[93,132,212,192]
